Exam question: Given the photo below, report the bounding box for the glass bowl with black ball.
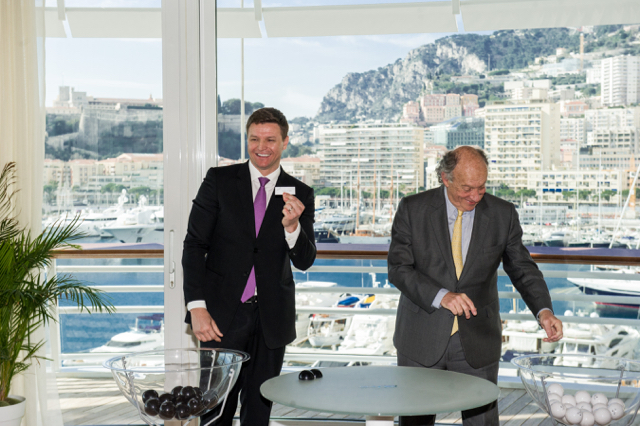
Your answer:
[104,348,250,426]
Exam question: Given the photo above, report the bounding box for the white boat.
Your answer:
[292,281,338,345]
[307,314,353,348]
[62,314,164,367]
[337,295,398,356]
[501,315,560,361]
[568,266,640,311]
[100,195,164,244]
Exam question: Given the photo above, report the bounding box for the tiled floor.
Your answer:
[57,376,554,425]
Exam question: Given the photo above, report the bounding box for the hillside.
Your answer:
[315,26,637,123]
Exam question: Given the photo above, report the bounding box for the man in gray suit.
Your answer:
[388,146,563,425]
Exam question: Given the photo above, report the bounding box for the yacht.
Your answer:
[568,266,640,310]
[100,195,164,244]
[62,314,164,367]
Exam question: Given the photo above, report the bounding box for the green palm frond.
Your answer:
[0,161,114,402]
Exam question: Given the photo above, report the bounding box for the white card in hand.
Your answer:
[275,186,296,196]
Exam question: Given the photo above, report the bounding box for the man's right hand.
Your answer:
[190,308,223,342]
[441,292,477,319]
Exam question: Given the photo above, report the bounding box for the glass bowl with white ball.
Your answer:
[512,354,640,426]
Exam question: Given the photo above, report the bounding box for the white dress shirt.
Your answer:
[187,162,301,311]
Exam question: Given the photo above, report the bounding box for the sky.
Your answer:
[44,0,462,118]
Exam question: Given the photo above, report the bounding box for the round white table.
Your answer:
[261,366,500,425]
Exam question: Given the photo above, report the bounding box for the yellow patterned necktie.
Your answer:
[451,209,463,335]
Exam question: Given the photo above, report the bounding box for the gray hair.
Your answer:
[436,147,488,184]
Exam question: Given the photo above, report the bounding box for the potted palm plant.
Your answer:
[0,162,114,426]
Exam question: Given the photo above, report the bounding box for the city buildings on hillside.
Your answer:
[601,55,640,106]
[529,169,627,202]
[482,100,561,191]
[400,93,479,126]
[317,123,424,193]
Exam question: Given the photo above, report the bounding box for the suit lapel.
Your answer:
[237,162,256,237]
[460,197,489,281]
[258,167,287,239]
[430,187,458,283]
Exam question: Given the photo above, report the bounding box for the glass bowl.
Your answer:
[512,354,640,426]
[104,348,249,426]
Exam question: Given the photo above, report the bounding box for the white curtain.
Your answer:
[0,2,63,426]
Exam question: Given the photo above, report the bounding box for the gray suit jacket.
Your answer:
[388,186,552,369]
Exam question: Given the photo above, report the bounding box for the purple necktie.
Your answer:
[241,177,269,303]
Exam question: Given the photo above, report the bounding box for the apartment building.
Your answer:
[317,123,424,192]
[585,107,640,130]
[577,147,640,171]
[587,127,639,152]
[429,117,484,150]
[601,55,640,106]
[400,100,421,125]
[560,117,586,146]
[482,100,561,191]
[528,169,626,202]
[280,155,321,187]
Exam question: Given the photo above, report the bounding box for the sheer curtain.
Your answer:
[0,1,63,426]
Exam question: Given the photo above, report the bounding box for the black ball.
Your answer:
[187,397,204,415]
[193,387,203,399]
[298,370,315,380]
[310,369,323,378]
[175,402,191,420]
[170,386,183,398]
[144,398,160,416]
[158,401,176,420]
[158,393,175,405]
[142,389,159,403]
[204,392,219,409]
[180,385,196,401]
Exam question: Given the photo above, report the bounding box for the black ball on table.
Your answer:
[144,398,160,416]
[310,369,323,378]
[142,389,159,403]
[298,370,315,380]
[180,385,196,401]
[158,401,176,420]
[175,402,191,420]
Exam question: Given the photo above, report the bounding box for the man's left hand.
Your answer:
[539,310,563,342]
[282,193,304,233]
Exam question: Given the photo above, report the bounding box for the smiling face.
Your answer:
[442,152,487,212]
[247,122,289,176]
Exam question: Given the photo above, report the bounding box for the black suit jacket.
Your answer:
[182,162,316,349]
[388,186,552,369]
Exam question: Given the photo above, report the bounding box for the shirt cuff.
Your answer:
[432,288,450,309]
[285,223,301,249]
[536,307,552,322]
[187,300,207,311]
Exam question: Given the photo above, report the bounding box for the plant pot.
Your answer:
[0,395,26,426]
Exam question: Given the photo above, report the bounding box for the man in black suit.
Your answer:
[388,146,563,425]
[182,107,316,426]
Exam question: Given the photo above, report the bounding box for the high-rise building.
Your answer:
[317,123,424,192]
[482,100,561,191]
[429,117,484,150]
[601,55,640,106]
[585,107,640,130]
[400,100,421,125]
[560,117,586,146]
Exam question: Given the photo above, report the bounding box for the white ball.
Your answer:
[608,398,625,409]
[592,403,607,412]
[593,407,612,425]
[575,391,591,404]
[563,394,577,407]
[591,393,608,406]
[549,393,562,402]
[548,383,565,397]
[566,407,584,424]
[577,402,593,412]
[580,410,595,426]
[551,402,567,419]
[608,403,625,421]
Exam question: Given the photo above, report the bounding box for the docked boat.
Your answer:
[568,266,640,310]
[62,314,164,366]
[100,196,164,244]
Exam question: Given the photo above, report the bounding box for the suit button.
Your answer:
[243,271,249,277]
